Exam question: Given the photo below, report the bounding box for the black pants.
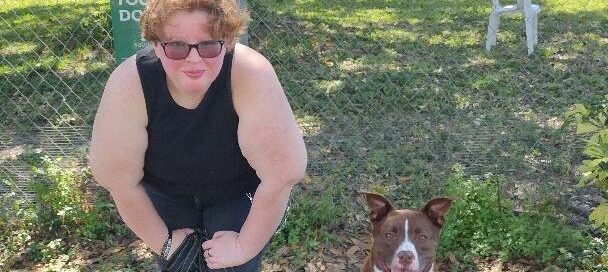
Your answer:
[144,183,264,272]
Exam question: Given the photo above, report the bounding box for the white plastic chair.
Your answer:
[485,0,541,55]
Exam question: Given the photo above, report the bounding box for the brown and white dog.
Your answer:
[362,193,452,272]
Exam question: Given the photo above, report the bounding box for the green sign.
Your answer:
[110,0,249,63]
[110,0,148,63]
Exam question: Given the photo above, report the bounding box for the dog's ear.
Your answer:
[363,192,394,224]
[422,197,452,227]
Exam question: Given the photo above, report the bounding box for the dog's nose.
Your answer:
[397,251,415,264]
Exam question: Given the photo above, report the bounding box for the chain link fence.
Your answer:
[1,0,607,216]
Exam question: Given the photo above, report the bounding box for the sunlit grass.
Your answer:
[56,46,111,77]
[296,114,324,137]
[546,0,607,13]
[0,0,94,12]
[0,0,112,129]
[0,42,38,57]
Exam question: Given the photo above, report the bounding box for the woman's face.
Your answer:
[154,10,225,95]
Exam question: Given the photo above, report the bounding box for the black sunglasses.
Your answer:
[160,40,225,60]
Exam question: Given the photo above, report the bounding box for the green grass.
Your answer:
[0,0,112,130]
[256,0,606,206]
[1,0,607,270]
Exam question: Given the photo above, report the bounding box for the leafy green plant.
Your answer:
[579,231,608,270]
[26,238,64,263]
[0,177,36,269]
[566,98,608,229]
[0,150,140,271]
[438,165,588,269]
[267,179,348,268]
[566,100,608,190]
[31,156,117,240]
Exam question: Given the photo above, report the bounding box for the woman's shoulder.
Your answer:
[106,56,141,93]
[231,44,281,95]
[101,55,146,105]
[98,55,147,123]
[232,43,276,79]
[230,43,289,116]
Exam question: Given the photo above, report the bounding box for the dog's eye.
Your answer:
[385,232,394,239]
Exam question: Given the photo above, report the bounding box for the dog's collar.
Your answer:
[373,259,434,272]
[373,257,391,272]
[422,261,434,272]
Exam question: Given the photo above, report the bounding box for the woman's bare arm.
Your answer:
[89,57,171,254]
[202,44,307,269]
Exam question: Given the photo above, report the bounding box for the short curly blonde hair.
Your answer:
[140,0,249,50]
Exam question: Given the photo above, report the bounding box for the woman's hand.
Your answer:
[165,228,195,259]
[201,231,251,269]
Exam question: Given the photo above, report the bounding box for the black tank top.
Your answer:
[136,47,260,208]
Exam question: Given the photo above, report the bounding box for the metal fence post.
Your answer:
[238,0,249,46]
